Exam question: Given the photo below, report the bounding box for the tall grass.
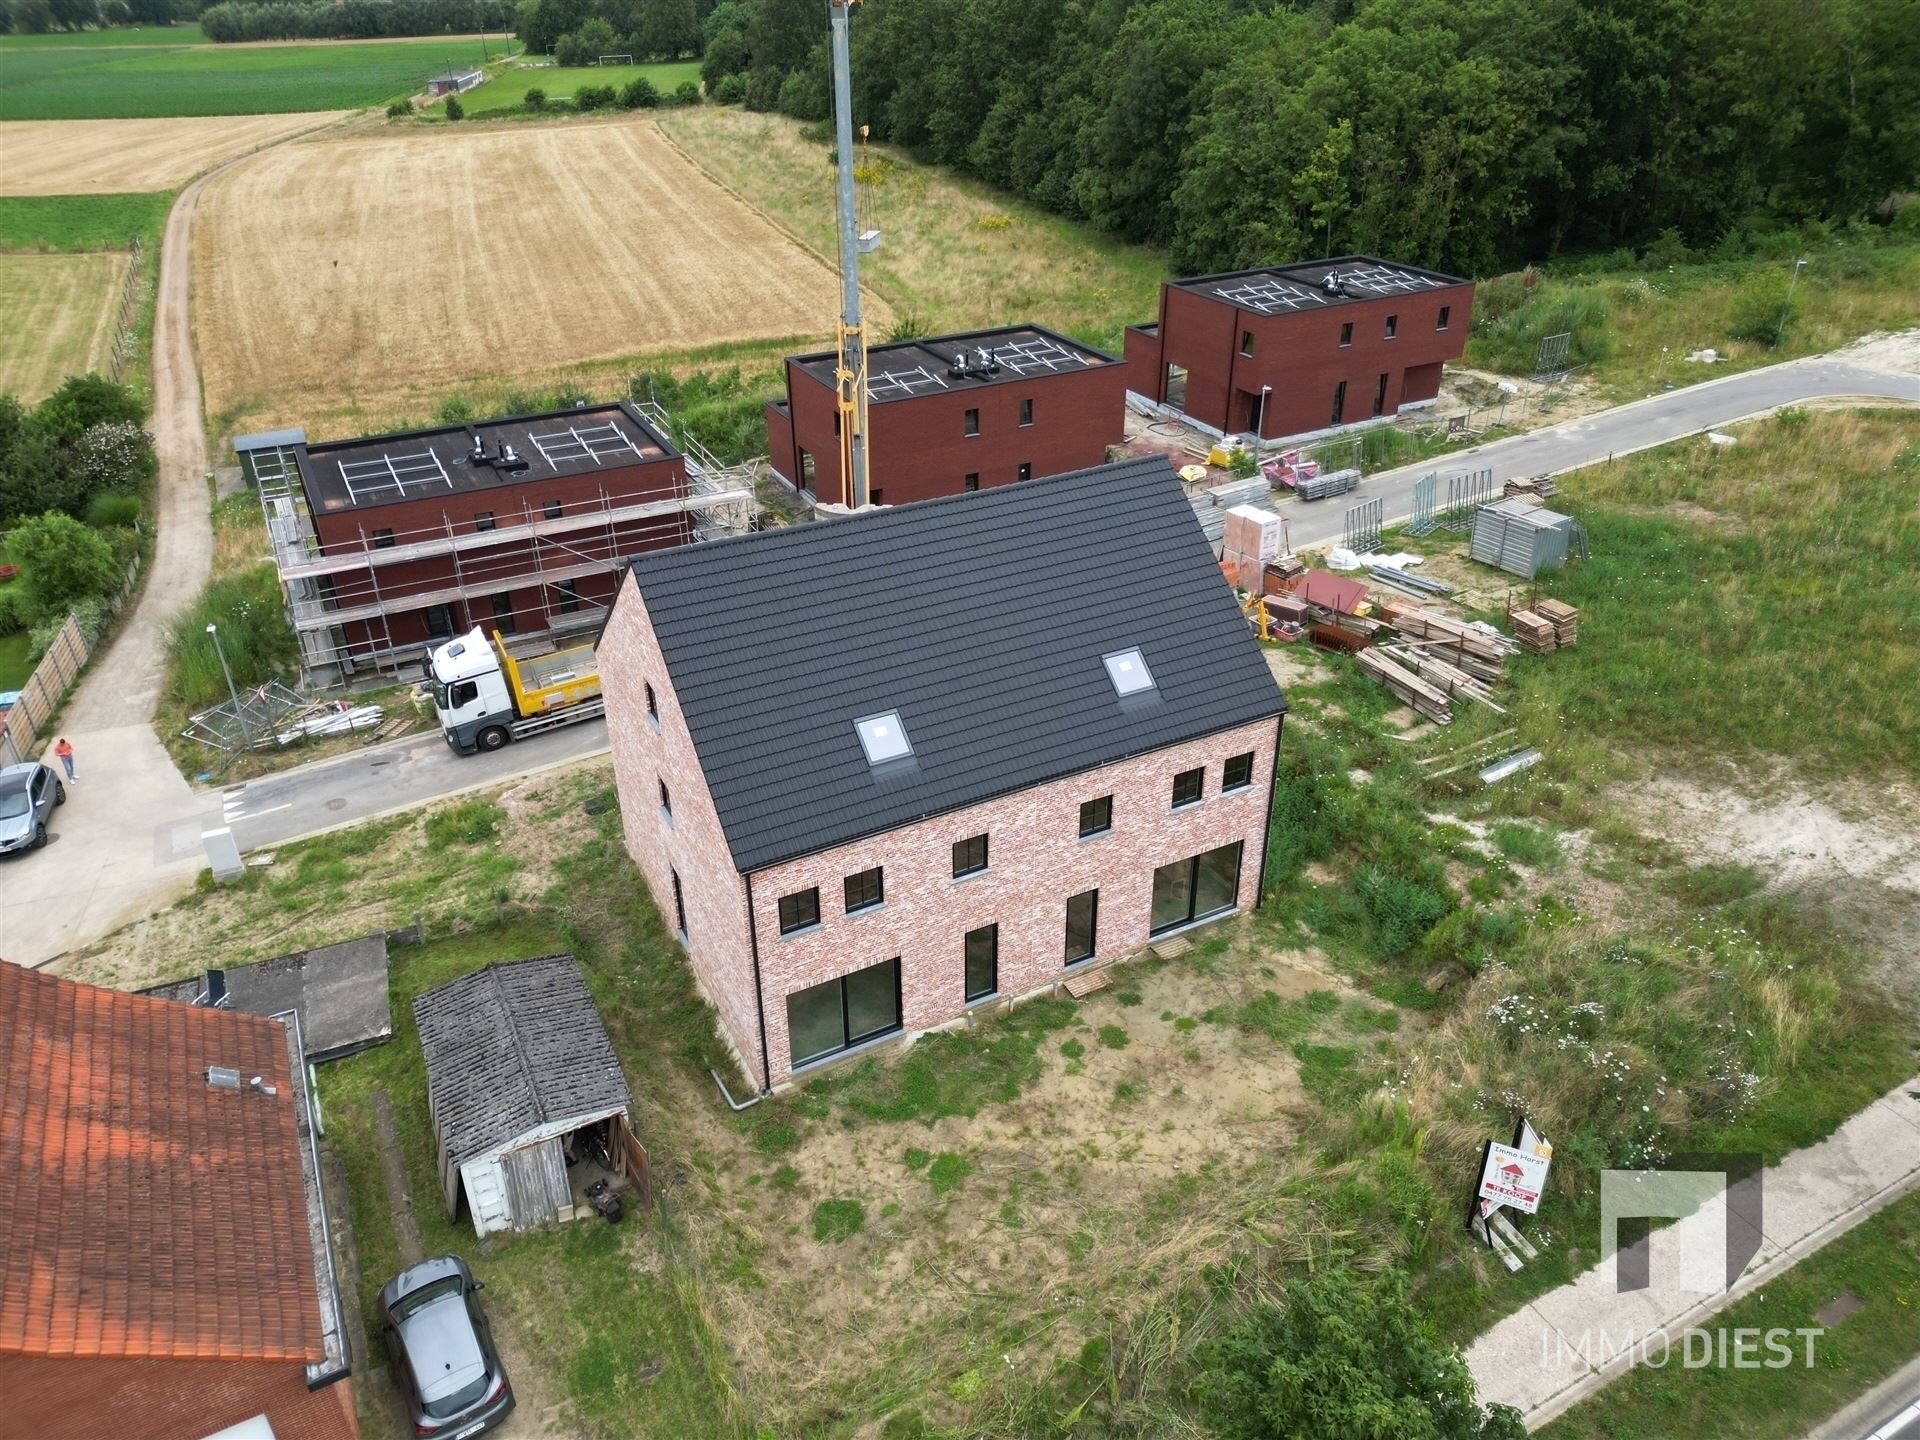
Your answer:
[165,563,297,709]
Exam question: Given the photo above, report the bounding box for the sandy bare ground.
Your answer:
[0,251,124,401]
[0,114,351,196]
[192,117,849,430]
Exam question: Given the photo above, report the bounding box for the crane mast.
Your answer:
[828,0,870,509]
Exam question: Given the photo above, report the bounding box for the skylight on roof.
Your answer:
[855,711,913,766]
[1103,648,1156,697]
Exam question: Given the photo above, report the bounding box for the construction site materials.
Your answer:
[1264,554,1307,588]
[1479,748,1544,784]
[1189,476,1271,547]
[1378,645,1505,712]
[1470,498,1575,579]
[1223,504,1287,561]
[1291,570,1372,620]
[1366,564,1453,599]
[1380,599,1518,662]
[1503,474,1558,500]
[181,681,375,754]
[1535,598,1580,645]
[1291,466,1361,501]
[1508,609,1557,654]
[1356,648,1452,724]
[1311,622,1374,655]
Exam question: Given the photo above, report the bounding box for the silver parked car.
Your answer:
[377,1255,514,1438]
[0,761,63,856]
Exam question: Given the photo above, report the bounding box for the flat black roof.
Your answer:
[792,324,1117,404]
[297,400,677,516]
[623,454,1287,874]
[1174,255,1470,315]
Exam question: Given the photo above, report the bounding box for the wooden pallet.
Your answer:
[1063,967,1112,999]
[1151,936,1193,962]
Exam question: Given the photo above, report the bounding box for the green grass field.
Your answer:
[0,23,208,46]
[451,58,699,114]
[0,631,31,691]
[0,35,502,117]
[0,193,172,251]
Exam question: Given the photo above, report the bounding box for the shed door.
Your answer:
[464,1161,512,1236]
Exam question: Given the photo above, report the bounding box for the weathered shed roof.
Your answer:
[141,933,392,1062]
[412,954,630,1169]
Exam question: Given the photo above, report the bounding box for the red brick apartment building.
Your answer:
[598,455,1287,1091]
[1124,256,1475,442]
[239,402,752,681]
[0,962,355,1440]
[764,325,1128,508]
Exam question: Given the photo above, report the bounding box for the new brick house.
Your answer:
[1124,256,1475,442]
[0,962,354,1440]
[599,455,1287,1091]
[764,324,1128,508]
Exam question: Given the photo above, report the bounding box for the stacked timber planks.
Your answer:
[1379,645,1506,712]
[1294,467,1361,501]
[1503,475,1559,499]
[1356,649,1453,723]
[1535,598,1579,646]
[1380,599,1518,662]
[1509,609,1558,654]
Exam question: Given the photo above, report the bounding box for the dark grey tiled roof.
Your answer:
[412,954,630,1168]
[626,455,1287,874]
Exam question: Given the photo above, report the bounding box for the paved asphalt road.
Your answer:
[1274,356,1917,548]
[216,718,610,852]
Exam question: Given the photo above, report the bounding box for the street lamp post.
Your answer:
[206,622,254,752]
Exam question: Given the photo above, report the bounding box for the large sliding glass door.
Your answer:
[1150,842,1244,935]
[786,958,902,1069]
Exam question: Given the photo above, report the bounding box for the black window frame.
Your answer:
[844,865,885,914]
[1017,462,1033,482]
[1171,767,1204,809]
[490,592,516,634]
[1437,305,1451,331]
[1064,889,1099,965]
[658,778,671,817]
[1385,313,1398,339]
[964,923,999,1002]
[474,511,496,532]
[543,499,564,520]
[645,682,659,722]
[1018,397,1034,427]
[1373,371,1389,418]
[1223,751,1255,791]
[1239,329,1255,357]
[786,957,902,1068]
[557,578,581,613]
[963,408,980,437]
[1339,321,1353,348]
[871,488,885,506]
[1331,380,1347,425]
[1150,841,1245,935]
[1079,794,1113,837]
[373,528,395,549]
[671,867,687,937]
[423,603,455,639]
[952,833,989,878]
[964,472,980,492]
[777,886,820,935]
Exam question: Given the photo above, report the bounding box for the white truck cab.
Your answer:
[427,629,518,754]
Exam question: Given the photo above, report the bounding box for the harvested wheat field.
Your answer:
[0,114,349,195]
[0,252,125,400]
[194,117,866,430]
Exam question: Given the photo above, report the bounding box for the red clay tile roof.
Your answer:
[0,961,324,1363]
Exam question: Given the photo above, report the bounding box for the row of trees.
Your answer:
[513,0,701,63]
[199,0,512,41]
[0,377,153,650]
[0,0,177,33]
[713,0,1920,276]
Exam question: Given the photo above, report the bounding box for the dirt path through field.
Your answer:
[1,122,336,969]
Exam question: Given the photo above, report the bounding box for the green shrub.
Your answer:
[903,1147,931,1171]
[7,511,121,622]
[85,492,141,528]
[443,94,464,120]
[810,1198,865,1243]
[523,87,546,110]
[424,799,504,847]
[1490,822,1560,869]
[672,80,701,107]
[1097,1023,1129,1050]
[0,586,28,636]
[165,565,298,710]
[1353,865,1453,959]
[926,1152,971,1195]
[385,99,412,118]
[33,374,144,443]
[1466,282,1613,375]
[1726,272,1797,345]
[620,77,659,109]
[575,84,616,111]
[712,72,748,105]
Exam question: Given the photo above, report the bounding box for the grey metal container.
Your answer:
[1469,498,1573,578]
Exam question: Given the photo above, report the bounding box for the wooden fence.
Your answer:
[0,554,142,769]
[106,236,143,386]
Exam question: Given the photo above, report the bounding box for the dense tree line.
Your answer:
[0,0,178,34]
[707,0,1920,275]
[199,0,512,42]
[513,0,701,63]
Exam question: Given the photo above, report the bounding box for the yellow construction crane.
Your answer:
[829,0,871,508]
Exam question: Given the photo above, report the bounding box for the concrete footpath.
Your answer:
[1467,1076,1920,1428]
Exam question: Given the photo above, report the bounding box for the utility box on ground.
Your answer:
[1469,498,1573,579]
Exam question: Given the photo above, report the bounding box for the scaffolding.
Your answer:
[258,450,754,685]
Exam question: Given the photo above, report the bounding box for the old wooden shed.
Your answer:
[413,954,638,1236]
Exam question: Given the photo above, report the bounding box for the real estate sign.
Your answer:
[1478,1142,1551,1214]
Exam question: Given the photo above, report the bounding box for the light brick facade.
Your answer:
[602,569,1282,1091]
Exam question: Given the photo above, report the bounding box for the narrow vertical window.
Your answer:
[963,408,980,437]
[645,682,659,723]
[964,473,980,492]
[1339,322,1353,348]
[671,867,687,937]
[964,923,998,1001]
[1018,462,1032,481]
[1384,314,1398,339]
[1437,305,1451,331]
[1064,890,1098,964]
[1240,329,1255,357]
[1019,398,1034,427]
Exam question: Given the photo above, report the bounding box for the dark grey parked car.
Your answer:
[377,1255,514,1438]
[0,761,63,856]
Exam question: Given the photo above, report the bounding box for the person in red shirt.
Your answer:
[52,737,75,783]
